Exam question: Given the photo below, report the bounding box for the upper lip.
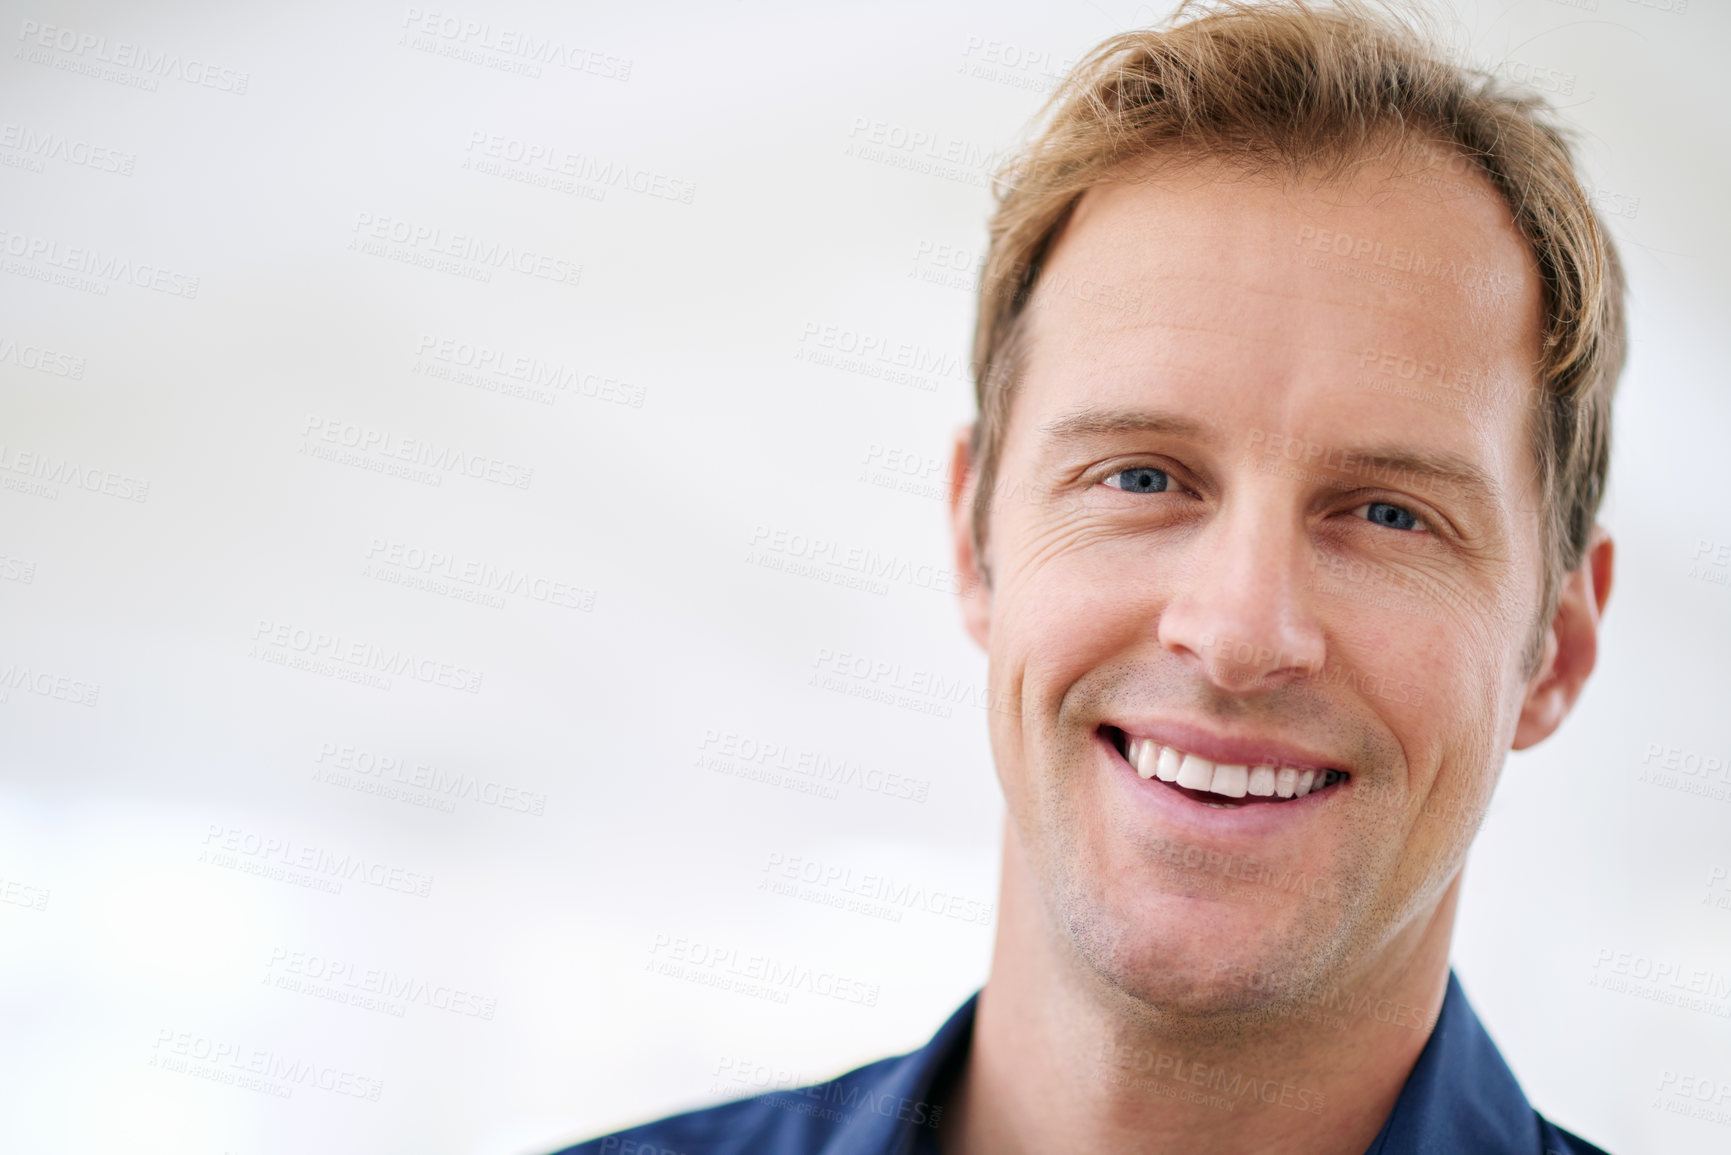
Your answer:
[1102,719,1347,774]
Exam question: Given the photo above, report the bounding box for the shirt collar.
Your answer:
[1363,970,1542,1154]
[820,970,1538,1155]
[815,992,976,1155]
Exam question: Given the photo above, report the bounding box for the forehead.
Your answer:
[1013,154,1545,469]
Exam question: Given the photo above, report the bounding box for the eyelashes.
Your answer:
[1097,465,1432,536]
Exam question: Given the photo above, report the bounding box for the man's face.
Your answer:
[964,155,1550,1013]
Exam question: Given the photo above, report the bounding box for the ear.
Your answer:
[1512,527,1614,750]
[948,424,991,650]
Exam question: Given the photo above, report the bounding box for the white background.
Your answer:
[1,1,1727,1153]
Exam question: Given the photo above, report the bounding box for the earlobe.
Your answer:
[1512,529,1614,750]
[948,424,992,650]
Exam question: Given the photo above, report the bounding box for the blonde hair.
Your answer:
[969,0,1626,638]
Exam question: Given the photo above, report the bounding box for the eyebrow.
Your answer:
[1036,407,1502,506]
[1314,447,1501,506]
[1037,408,1211,445]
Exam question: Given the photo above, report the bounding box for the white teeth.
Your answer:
[1210,764,1249,798]
[1118,731,1341,803]
[1176,753,1216,790]
[1134,740,1159,780]
[1155,746,1182,782]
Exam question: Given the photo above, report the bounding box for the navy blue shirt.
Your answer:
[555,971,1610,1155]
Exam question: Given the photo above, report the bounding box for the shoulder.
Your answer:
[548,1055,907,1155]
[546,1092,794,1155]
[1537,1114,1614,1155]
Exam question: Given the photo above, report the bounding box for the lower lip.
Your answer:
[1097,731,1338,838]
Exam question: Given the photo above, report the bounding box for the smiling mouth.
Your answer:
[1101,726,1349,809]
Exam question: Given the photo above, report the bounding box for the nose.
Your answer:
[1157,497,1327,692]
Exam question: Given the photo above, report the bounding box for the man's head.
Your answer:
[947,1,1623,1022]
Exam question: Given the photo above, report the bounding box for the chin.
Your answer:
[1056,872,1347,1022]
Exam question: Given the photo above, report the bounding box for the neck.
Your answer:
[942,823,1458,1155]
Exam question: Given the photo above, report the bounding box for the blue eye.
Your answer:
[1106,467,1170,493]
[1357,501,1424,531]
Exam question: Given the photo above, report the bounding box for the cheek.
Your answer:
[985,540,1156,808]
[1347,607,1520,833]
[1409,608,1523,734]
[994,533,1167,685]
